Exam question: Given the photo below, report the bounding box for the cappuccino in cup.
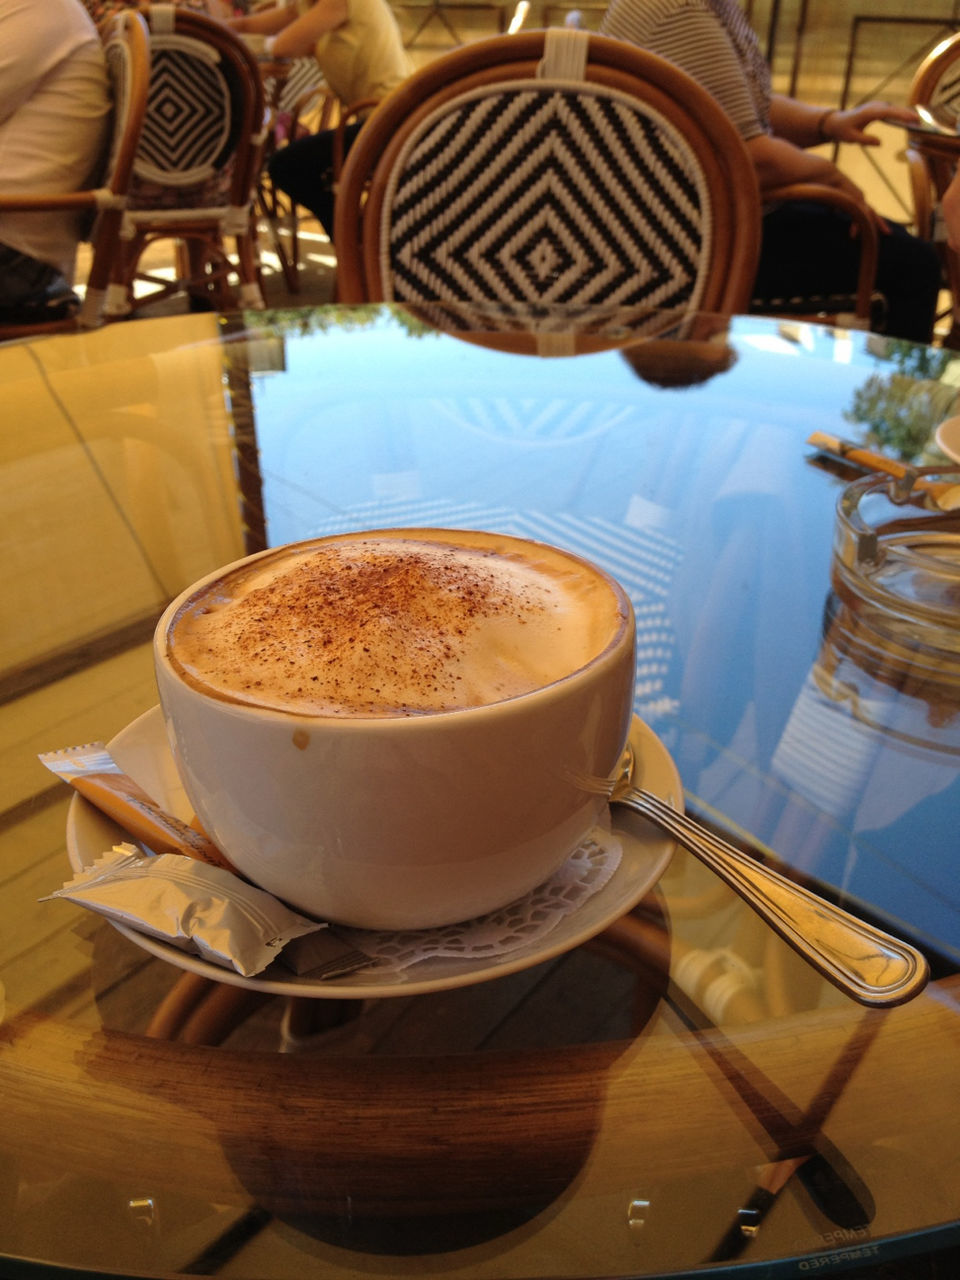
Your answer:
[166,532,625,717]
[155,529,635,929]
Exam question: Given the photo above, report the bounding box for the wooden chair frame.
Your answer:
[0,9,150,342]
[334,31,762,327]
[752,182,881,330]
[907,32,960,347]
[910,31,960,111]
[105,4,267,318]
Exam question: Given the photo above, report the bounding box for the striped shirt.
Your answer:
[600,0,772,141]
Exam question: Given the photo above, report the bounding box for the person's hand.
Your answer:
[821,101,920,147]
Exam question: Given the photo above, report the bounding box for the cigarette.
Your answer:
[806,431,958,503]
[39,742,238,874]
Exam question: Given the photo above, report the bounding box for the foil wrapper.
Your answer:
[44,844,326,976]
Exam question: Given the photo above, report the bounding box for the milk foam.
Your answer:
[167,532,626,717]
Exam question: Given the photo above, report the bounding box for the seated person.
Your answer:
[942,169,960,253]
[228,0,411,240]
[601,0,943,344]
[80,0,230,25]
[0,0,111,321]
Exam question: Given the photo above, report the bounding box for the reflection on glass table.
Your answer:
[1,306,959,1280]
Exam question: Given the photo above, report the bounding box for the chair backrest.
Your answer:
[98,8,152,199]
[907,35,960,238]
[906,32,960,343]
[129,3,265,216]
[334,29,761,333]
[910,32,960,119]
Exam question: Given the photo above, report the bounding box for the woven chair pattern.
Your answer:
[383,85,711,322]
[274,56,327,117]
[137,46,233,183]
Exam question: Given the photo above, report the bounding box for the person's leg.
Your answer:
[268,122,366,239]
[872,221,942,345]
[752,202,941,344]
[0,243,79,319]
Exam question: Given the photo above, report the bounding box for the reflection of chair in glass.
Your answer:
[906,32,960,347]
[104,4,267,318]
[334,29,761,344]
[0,9,149,341]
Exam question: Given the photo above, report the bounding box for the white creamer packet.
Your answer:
[43,844,326,976]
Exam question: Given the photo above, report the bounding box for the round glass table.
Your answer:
[1,305,958,1279]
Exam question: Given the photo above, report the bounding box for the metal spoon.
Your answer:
[610,744,929,1007]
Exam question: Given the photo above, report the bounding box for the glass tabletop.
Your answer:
[1,305,958,1280]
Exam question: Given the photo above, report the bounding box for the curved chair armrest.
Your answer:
[0,192,100,214]
[763,182,880,322]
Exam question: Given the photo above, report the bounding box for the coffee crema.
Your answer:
[165,530,627,717]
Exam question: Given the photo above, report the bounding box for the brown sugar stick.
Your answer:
[39,742,238,874]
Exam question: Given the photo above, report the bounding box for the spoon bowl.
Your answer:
[609,743,929,1007]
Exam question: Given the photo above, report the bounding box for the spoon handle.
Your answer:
[613,788,929,1007]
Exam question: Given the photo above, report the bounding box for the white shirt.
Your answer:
[296,0,411,107]
[0,0,111,280]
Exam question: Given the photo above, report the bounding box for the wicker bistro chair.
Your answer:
[104,3,268,319]
[906,32,960,347]
[333,29,762,353]
[0,9,149,340]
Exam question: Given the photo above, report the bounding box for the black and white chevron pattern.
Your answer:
[136,45,231,184]
[277,56,327,115]
[382,85,711,316]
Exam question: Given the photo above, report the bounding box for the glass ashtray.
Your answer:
[831,466,960,671]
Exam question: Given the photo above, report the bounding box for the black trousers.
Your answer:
[267,121,366,241]
[753,201,942,344]
[0,242,76,313]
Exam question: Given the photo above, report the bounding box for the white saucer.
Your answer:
[935,416,960,464]
[65,706,681,998]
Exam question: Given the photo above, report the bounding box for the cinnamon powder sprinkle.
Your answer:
[171,538,578,717]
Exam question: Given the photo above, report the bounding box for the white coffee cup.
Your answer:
[153,528,636,929]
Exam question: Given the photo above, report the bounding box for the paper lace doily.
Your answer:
[334,826,622,971]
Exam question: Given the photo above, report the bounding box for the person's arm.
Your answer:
[228,5,298,37]
[746,132,867,201]
[229,0,348,54]
[746,132,890,234]
[769,93,919,149]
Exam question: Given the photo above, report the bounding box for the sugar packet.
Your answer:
[44,844,326,976]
